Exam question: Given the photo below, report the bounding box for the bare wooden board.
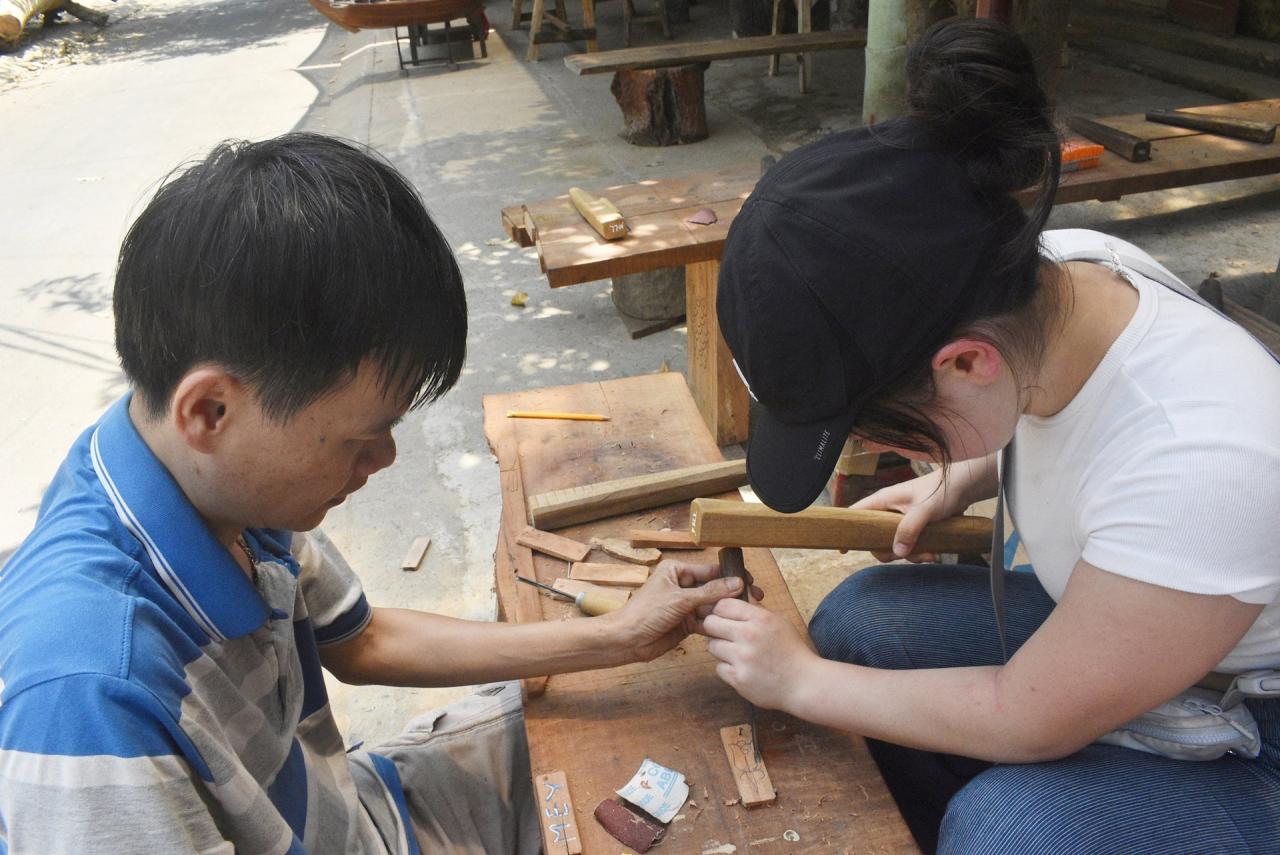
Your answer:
[483,374,918,854]
[552,576,632,607]
[535,771,583,855]
[528,458,748,529]
[721,723,777,807]
[628,529,699,549]
[565,29,868,75]
[690,498,993,554]
[518,526,592,563]
[400,536,431,570]
[569,562,650,587]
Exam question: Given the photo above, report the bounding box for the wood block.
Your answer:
[400,536,431,570]
[590,537,662,565]
[686,260,750,445]
[690,498,993,554]
[552,577,631,608]
[720,724,776,807]
[628,529,699,549]
[517,526,592,562]
[569,562,650,587]
[569,187,628,241]
[535,771,583,855]
[528,459,748,529]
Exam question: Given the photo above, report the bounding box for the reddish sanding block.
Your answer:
[593,799,664,852]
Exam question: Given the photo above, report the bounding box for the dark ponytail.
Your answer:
[851,17,1065,467]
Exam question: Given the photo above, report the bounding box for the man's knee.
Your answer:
[808,564,906,667]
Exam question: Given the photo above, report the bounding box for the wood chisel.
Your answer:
[719,547,761,763]
[517,575,623,616]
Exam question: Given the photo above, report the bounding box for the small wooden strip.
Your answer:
[528,459,748,530]
[628,529,699,549]
[518,527,592,563]
[720,724,776,807]
[569,187,628,241]
[400,536,431,570]
[590,537,662,565]
[565,29,867,75]
[569,562,650,587]
[689,498,993,554]
[552,577,631,608]
[536,771,583,855]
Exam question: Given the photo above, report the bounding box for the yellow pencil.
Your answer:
[506,410,610,422]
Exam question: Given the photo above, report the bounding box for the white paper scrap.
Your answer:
[616,758,689,824]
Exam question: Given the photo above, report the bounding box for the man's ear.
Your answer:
[169,367,247,454]
[931,338,1004,386]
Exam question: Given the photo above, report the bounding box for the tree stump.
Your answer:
[610,63,709,146]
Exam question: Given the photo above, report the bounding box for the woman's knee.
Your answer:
[809,564,910,667]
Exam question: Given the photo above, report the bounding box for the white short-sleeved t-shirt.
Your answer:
[1011,230,1280,673]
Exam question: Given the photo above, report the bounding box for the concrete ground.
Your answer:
[2,0,1278,745]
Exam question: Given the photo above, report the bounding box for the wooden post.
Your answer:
[526,0,547,58]
[685,260,750,445]
[610,64,709,146]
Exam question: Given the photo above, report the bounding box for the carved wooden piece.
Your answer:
[569,562,650,587]
[535,771,583,854]
[518,527,592,562]
[721,724,776,807]
[527,459,748,529]
[590,537,662,565]
[628,529,699,549]
[690,498,994,554]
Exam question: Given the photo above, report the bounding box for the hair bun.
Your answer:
[906,17,1058,197]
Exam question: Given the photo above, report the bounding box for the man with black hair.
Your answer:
[0,134,744,854]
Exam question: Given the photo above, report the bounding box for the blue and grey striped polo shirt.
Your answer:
[0,396,419,854]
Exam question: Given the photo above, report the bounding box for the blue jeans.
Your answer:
[809,564,1280,855]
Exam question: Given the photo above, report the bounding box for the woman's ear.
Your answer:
[931,339,1004,386]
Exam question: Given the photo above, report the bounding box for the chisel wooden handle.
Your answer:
[689,498,993,554]
[1067,116,1150,162]
[1144,110,1277,144]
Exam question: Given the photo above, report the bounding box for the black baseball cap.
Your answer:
[717,119,1014,512]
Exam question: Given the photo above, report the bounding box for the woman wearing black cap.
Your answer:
[701,16,1280,854]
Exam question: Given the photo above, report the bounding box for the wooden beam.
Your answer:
[528,459,748,529]
[569,562,650,587]
[518,526,592,563]
[689,498,993,554]
[686,260,749,445]
[720,724,776,807]
[565,29,867,75]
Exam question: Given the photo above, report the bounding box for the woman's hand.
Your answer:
[612,559,747,663]
[854,454,995,562]
[701,598,818,712]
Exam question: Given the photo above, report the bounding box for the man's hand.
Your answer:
[701,597,817,712]
[610,559,752,663]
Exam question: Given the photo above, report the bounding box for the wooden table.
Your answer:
[484,373,917,854]
[501,99,1280,446]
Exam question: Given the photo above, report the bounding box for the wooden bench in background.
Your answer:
[565,30,868,145]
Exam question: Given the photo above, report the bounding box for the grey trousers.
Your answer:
[350,683,542,855]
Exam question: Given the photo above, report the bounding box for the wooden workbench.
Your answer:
[500,99,1280,446]
[483,372,917,854]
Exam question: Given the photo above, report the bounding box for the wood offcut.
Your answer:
[690,498,993,554]
[569,562,650,587]
[590,537,662,565]
[400,536,432,570]
[528,459,748,529]
[518,527,592,563]
[628,529,699,549]
[535,771,583,855]
[720,724,776,807]
[569,187,629,240]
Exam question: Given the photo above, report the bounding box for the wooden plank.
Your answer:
[628,529,699,549]
[720,723,777,807]
[496,438,551,699]
[689,498,994,554]
[527,458,748,529]
[565,29,867,75]
[483,375,918,854]
[535,771,583,855]
[400,536,431,570]
[552,576,632,607]
[686,259,750,445]
[569,562,650,587]
[517,526,592,562]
